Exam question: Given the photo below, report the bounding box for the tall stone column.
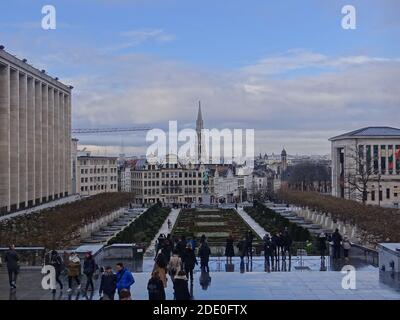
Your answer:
[48,87,54,199]
[59,92,64,197]
[41,84,48,201]
[0,64,10,212]
[27,76,35,206]
[53,89,59,198]
[19,72,28,208]
[34,80,42,204]
[10,69,19,210]
[66,94,71,195]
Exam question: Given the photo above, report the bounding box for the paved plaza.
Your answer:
[1,256,399,300]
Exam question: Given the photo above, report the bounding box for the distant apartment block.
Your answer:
[0,48,72,214]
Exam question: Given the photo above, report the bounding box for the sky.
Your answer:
[1,0,399,156]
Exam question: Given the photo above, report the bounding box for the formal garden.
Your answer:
[0,192,134,249]
[278,190,400,243]
[108,204,171,248]
[172,208,261,245]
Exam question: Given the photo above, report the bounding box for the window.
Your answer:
[381,145,386,174]
[386,188,390,199]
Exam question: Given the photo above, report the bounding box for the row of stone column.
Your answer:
[0,63,71,213]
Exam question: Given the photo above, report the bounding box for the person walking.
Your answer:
[99,266,117,300]
[116,263,135,297]
[282,230,293,261]
[168,249,182,281]
[4,245,19,289]
[153,252,168,288]
[318,232,327,258]
[173,271,191,300]
[271,233,279,262]
[331,229,343,259]
[161,238,172,263]
[198,241,211,272]
[147,270,166,300]
[177,235,187,259]
[50,250,64,291]
[224,235,235,264]
[167,219,172,230]
[67,252,81,293]
[183,244,198,282]
[342,236,352,260]
[83,252,96,293]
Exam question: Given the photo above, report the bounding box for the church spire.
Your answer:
[196,100,203,131]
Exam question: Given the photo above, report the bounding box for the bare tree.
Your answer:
[345,146,377,205]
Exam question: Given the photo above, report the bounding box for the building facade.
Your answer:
[330,127,400,208]
[0,48,72,214]
[76,153,118,196]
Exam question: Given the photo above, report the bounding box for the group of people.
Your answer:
[261,229,293,267]
[149,233,212,300]
[319,229,352,260]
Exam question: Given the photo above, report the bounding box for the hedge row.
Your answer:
[108,204,170,248]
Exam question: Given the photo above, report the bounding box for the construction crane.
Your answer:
[72,127,151,134]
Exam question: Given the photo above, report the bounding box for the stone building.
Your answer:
[330,127,400,208]
[76,152,118,196]
[0,48,72,214]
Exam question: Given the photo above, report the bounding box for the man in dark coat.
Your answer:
[198,242,211,272]
[5,245,19,289]
[271,233,279,262]
[263,234,273,268]
[282,230,293,261]
[331,229,342,259]
[245,231,254,260]
[50,250,64,291]
[183,244,198,282]
[99,266,117,300]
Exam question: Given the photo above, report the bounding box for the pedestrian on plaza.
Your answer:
[4,244,19,289]
[331,229,343,259]
[167,219,172,230]
[50,250,64,291]
[67,252,81,292]
[318,232,327,258]
[161,238,172,263]
[168,249,182,281]
[342,236,352,260]
[263,234,273,268]
[116,262,135,296]
[278,231,286,257]
[177,235,187,258]
[200,234,206,245]
[147,270,166,300]
[271,233,279,262]
[191,237,197,253]
[198,241,211,273]
[183,244,198,282]
[282,230,293,260]
[153,252,168,288]
[173,271,191,300]
[99,266,117,300]
[245,230,254,260]
[83,251,96,293]
[225,235,235,264]
[237,237,246,262]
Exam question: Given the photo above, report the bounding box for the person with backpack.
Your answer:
[116,262,135,297]
[83,251,96,293]
[50,250,64,291]
[67,252,81,293]
[99,266,117,300]
[4,244,19,289]
[168,249,182,281]
[147,270,166,300]
[173,270,191,300]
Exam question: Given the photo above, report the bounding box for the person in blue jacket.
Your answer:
[115,263,135,297]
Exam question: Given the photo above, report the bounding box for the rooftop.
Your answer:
[330,126,400,141]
